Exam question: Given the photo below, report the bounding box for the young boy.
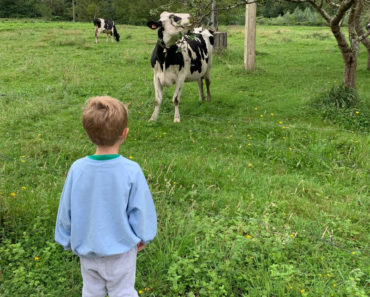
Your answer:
[55,96,157,297]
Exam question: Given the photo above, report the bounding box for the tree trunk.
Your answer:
[330,0,359,88]
[343,53,357,88]
[352,0,370,70]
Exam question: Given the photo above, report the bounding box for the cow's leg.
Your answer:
[106,33,109,42]
[205,74,211,102]
[111,31,114,43]
[149,76,163,121]
[95,29,99,44]
[197,79,205,101]
[173,80,184,123]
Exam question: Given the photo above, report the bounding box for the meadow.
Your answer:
[0,19,369,297]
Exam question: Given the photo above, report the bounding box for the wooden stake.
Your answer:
[244,3,257,71]
[72,0,75,22]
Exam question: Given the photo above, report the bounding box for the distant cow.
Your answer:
[147,12,214,122]
[93,18,120,43]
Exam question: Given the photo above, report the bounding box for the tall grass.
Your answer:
[0,20,369,296]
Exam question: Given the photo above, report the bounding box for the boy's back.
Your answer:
[55,155,156,258]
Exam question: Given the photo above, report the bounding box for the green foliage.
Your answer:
[0,21,369,296]
[258,7,326,26]
[0,217,81,296]
[312,85,369,131]
[0,0,322,25]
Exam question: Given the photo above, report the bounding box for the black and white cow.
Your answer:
[93,18,120,43]
[147,12,214,122]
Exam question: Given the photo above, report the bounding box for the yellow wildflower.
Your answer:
[129,156,133,160]
[355,111,360,114]
[270,113,274,116]
[300,289,305,294]
[11,192,16,197]
[254,107,258,111]
[352,251,356,255]
[34,257,39,261]
[246,234,252,239]
[332,284,337,288]
[279,121,283,124]
[260,114,264,118]
[22,186,26,190]
[138,290,143,294]
[248,163,253,168]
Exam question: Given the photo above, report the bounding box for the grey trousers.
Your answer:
[80,247,139,297]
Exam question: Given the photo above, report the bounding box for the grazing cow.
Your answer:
[147,12,214,122]
[93,18,120,43]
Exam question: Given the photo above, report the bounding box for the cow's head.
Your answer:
[147,12,194,47]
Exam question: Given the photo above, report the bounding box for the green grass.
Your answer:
[0,19,369,297]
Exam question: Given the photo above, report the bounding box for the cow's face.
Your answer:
[147,12,193,47]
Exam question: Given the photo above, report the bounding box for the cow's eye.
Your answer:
[173,16,181,24]
[170,15,182,25]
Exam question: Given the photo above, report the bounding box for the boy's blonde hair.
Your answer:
[82,96,128,146]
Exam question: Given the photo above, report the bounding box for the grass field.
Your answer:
[0,19,369,297]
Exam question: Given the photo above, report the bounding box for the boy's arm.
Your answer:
[127,168,157,245]
[55,169,73,250]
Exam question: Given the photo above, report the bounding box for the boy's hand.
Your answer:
[137,242,147,252]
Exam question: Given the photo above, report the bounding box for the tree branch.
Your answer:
[216,0,258,11]
[326,0,340,8]
[359,31,370,41]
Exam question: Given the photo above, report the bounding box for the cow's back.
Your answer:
[185,32,213,78]
[151,31,214,85]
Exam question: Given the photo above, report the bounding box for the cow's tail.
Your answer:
[113,24,120,42]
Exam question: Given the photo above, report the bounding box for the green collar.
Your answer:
[88,154,120,161]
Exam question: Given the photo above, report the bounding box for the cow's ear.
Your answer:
[147,21,162,30]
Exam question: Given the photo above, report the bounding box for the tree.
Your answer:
[353,0,370,70]
[0,0,39,17]
[286,0,369,88]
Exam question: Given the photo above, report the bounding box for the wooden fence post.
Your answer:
[72,0,75,22]
[214,31,227,51]
[244,3,257,71]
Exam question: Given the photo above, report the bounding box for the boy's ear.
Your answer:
[147,21,162,30]
[122,128,129,140]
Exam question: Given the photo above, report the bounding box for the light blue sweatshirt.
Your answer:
[55,155,157,258]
